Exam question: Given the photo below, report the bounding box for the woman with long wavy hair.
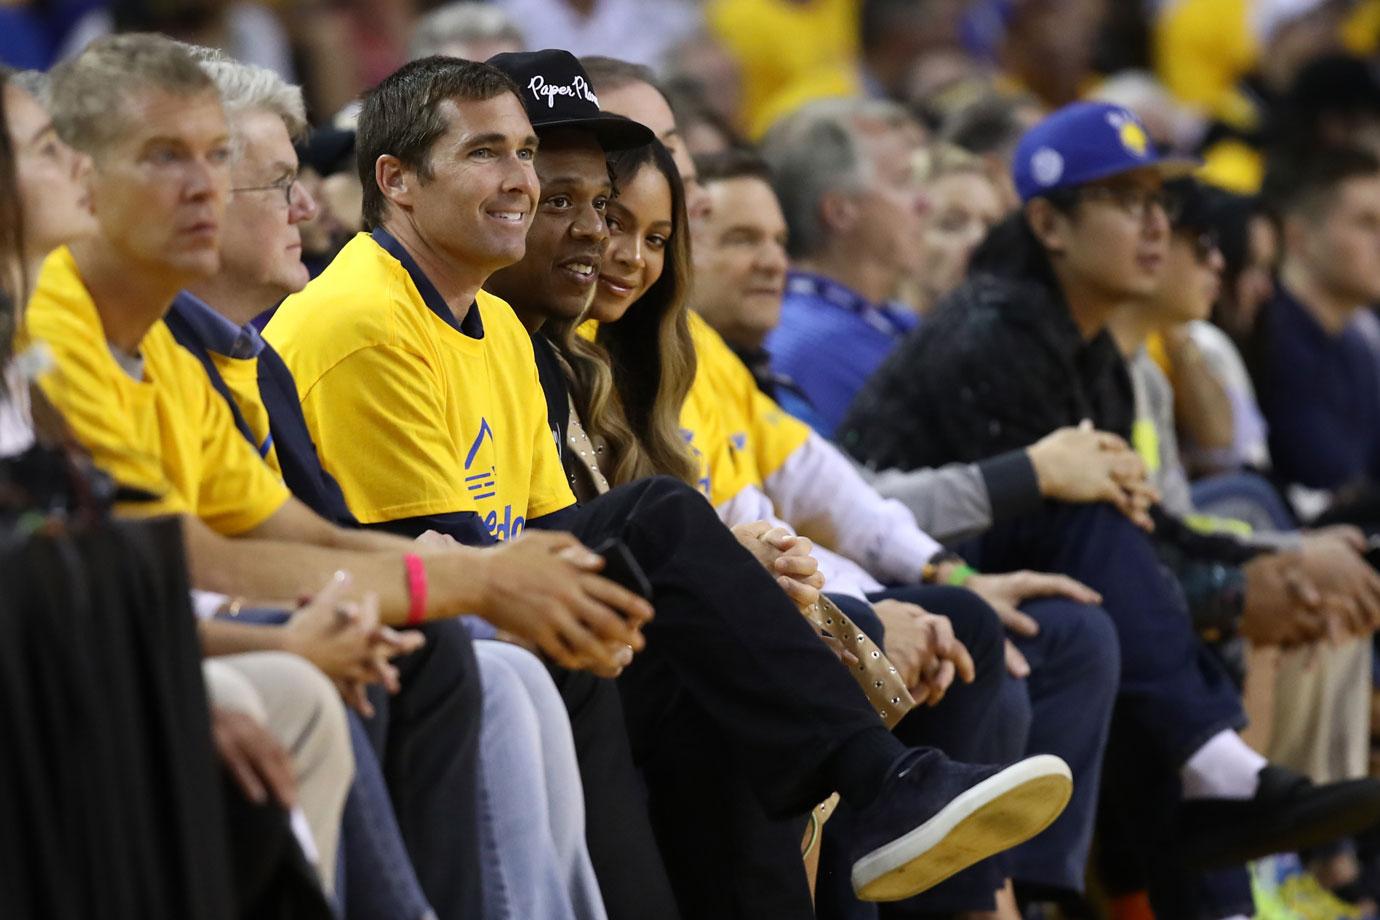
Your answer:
[0,68,24,377]
[0,66,95,452]
[547,139,700,492]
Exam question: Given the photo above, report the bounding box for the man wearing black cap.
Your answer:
[268,51,1079,919]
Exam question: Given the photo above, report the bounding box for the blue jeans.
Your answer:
[358,619,486,920]
[1005,597,1118,894]
[965,502,1251,919]
[340,712,433,920]
[473,641,607,920]
[341,637,610,920]
[964,502,1245,766]
[226,610,480,920]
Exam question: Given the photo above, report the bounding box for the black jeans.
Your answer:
[359,618,484,920]
[546,477,908,920]
[546,664,682,920]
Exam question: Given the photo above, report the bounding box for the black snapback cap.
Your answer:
[486,48,654,152]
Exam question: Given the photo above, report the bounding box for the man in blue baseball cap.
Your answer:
[843,100,1380,915]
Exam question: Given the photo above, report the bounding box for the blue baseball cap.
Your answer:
[1012,101,1197,203]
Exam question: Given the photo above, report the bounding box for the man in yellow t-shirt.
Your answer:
[267,232,571,541]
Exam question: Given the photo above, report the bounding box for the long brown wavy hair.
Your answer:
[0,67,26,383]
[552,140,698,487]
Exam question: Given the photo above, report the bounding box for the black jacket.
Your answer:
[841,271,1259,631]
[840,272,1134,469]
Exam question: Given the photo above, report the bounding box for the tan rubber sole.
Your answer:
[853,757,1074,902]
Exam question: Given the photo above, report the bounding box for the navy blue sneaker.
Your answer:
[850,751,1072,902]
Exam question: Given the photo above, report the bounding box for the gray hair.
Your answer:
[408,2,524,61]
[912,142,984,185]
[10,70,50,107]
[760,97,913,258]
[185,45,308,143]
[49,33,218,157]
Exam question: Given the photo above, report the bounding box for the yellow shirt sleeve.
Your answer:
[706,0,862,138]
[1199,138,1265,195]
[22,253,288,534]
[682,371,753,505]
[1344,0,1380,54]
[298,343,471,525]
[181,348,291,535]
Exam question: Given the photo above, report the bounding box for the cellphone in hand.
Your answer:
[592,538,653,600]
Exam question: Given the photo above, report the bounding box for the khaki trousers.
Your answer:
[203,652,353,892]
[1243,637,1371,784]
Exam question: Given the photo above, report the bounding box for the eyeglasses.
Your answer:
[231,172,299,207]
[1077,185,1183,223]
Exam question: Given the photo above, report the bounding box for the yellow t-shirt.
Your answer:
[209,351,282,475]
[679,348,752,504]
[686,313,812,502]
[1155,0,1380,124]
[22,247,291,535]
[1154,0,1257,121]
[264,232,574,539]
[706,0,861,138]
[1344,0,1380,54]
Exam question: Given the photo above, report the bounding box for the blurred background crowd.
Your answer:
[5,0,1376,317]
[5,0,1378,184]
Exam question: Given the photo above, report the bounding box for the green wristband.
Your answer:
[945,563,977,587]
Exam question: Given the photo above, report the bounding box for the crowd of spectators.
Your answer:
[11,2,1380,920]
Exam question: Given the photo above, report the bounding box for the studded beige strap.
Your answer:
[803,596,916,729]
[566,394,611,498]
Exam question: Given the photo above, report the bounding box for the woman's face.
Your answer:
[1154,227,1224,326]
[6,84,96,262]
[916,170,1003,310]
[589,162,673,324]
[1226,214,1278,334]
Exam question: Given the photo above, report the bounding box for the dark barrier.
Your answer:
[0,515,235,920]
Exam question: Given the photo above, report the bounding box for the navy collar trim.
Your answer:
[169,291,264,359]
[371,227,484,340]
[785,270,914,338]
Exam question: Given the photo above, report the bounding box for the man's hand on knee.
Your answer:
[212,705,297,809]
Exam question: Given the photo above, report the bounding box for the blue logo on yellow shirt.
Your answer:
[465,417,526,540]
[680,427,712,496]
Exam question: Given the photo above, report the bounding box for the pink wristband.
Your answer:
[404,554,427,626]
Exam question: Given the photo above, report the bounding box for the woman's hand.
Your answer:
[283,572,425,716]
[730,521,825,610]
